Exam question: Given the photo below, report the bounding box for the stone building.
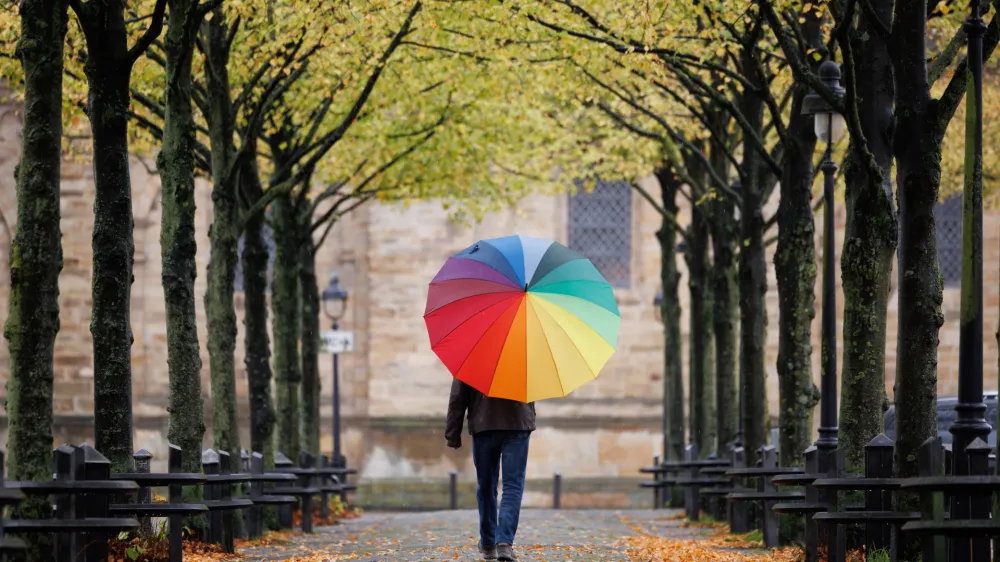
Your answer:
[0,99,998,508]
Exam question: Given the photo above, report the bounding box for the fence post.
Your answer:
[916,437,945,562]
[801,447,819,562]
[166,445,185,562]
[132,449,153,537]
[247,452,264,539]
[202,449,221,546]
[967,438,992,562]
[218,451,236,553]
[298,451,315,533]
[684,443,699,521]
[78,444,112,562]
[651,455,660,510]
[275,452,294,529]
[553,474,562,510]
[53,445,81,562]
[449,471,458,510]
[729,445,748,533]
[758,446,778,548]
[864,434,893,554]
[320,455,331,520]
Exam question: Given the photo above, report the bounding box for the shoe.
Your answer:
[496,543,516,561]
[479,541,497,560]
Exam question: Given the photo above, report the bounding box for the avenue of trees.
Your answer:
[1,0,1000,556]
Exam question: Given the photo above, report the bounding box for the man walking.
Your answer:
[446,378,535,561]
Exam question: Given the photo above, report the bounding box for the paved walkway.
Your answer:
[240,509,717,561]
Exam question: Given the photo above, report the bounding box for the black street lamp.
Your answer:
[802,60,846,455]
[322,273,349,468]
[949,0,990,528]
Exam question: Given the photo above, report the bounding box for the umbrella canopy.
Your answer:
[424,235,620,402]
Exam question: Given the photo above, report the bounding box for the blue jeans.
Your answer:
[472,430,531,547]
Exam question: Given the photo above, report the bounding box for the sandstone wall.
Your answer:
[0,98,998,492]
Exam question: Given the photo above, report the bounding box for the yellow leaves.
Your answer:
[624,534,805,562]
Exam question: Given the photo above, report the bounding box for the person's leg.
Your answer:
[496,430,531,548]
[472,431,502,549]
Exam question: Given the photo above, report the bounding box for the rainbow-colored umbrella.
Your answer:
[424,235,620,402]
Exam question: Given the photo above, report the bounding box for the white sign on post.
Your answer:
[321,330,355,354]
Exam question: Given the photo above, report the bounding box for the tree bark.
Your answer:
[653,167,686,468]
[683,156,715,456]
[161,0,206,487]
[774,16,821,463]
[5,0,68,552]
[737,45,769,466]
[299,232,322,456]
[272,193,302,461]
[889,0,944,499]
[240,151,275,464]
[838,0,897,479]
[202,7,241,462]
[709,134,739,451]
[75,2,137,474]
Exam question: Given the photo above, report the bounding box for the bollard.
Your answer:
[449,471,458,510]
[553,474,562,510]
[864,435,893,554]
[802,447,819,562]
[167,445,185,562]
[247,452,264,539]
[298,452,315,533]
[133,449,153,536]
[239,450,251,538]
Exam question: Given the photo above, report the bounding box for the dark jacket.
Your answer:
[445,379,536,446]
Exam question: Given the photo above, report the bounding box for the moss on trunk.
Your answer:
[773,17,821,466]
[272,193,302,461]
[75,2,137,474]
[160,0,206,493]
[653,168,685,466]
[202,7,240,462]
[299,237,322,456]
[5,0,68,553]
[838,1,897,480]
[774,104,819,464]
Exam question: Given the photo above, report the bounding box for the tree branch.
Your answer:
[127,0,168,64]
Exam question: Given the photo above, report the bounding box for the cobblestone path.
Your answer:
[240,509,719,561]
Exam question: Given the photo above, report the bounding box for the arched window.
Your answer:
[935,195,963,287]
[568,179,632,288]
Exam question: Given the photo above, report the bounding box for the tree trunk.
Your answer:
[299,234,322,456]
[202,7,240,462]
[709,137,739,451]
[737,47,769,466]
[77,3,136,474]
[683,157,715,456]
[5,0,67,552]
[889,0,945,489]
[240,153,275,464]
[838,0,897,479]
[653,168,685,468]
[160,0,206,485]
[272,193,302,461]
[774,34,821,464]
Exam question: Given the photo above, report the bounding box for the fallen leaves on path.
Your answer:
[624,535,805,562]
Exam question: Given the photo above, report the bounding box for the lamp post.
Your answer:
[948,1,990,549]
[801,61,846,456]
[321,273,349,468]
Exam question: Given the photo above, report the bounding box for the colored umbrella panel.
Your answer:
[425,236,621,402]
